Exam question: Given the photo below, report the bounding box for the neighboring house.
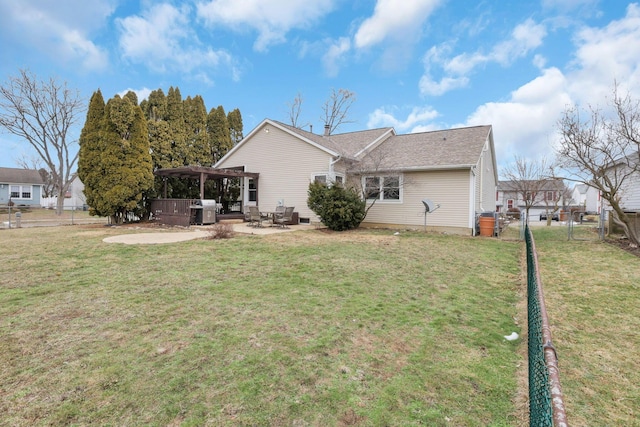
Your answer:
[609,160,640,212]
[571,183,601,214]
[41,173,87,210]
[497,179,570,220]
[0,167,44,207]
[215,119,498,235]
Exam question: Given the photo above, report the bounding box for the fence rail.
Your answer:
[0,206,107,228]
[525,225,568,427]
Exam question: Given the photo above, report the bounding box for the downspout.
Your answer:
[329,156,341,182]
[471,166,477,234]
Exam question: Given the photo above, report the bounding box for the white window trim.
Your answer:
[362,174,403,203]
[10,184,33,200]
[311,172,344,185]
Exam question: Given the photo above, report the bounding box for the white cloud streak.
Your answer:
[421,18,547,96]
[196,0,336,52]
[117,3,237,81]
[0,0,112,72]
[354,0,442,49]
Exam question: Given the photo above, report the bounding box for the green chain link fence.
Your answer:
[525,225,568,427]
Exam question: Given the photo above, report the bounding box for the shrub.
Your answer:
[307,181,366,231]
[207,223,235,239]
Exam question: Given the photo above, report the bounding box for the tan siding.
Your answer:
[479,140,497,212]
[217,124,333,221]
[362,170,472,232]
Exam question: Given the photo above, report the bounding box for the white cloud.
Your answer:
[420,18,547,97]
[367,106,440,132]
[322,37,351,77]
[419,75,469,96]
[464,67,571,168]
[568,3,640,104]
[117,3,236,80]
[0,0,112,71]
[354,0,442,49]
[196,0,335,52]
[491,19,547,65]
[457,3,640,171]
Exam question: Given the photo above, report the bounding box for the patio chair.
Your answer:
[248,206,264,227]
[273,205,286,221]
[274,206,294,228]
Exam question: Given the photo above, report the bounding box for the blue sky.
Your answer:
[1,0,640,173]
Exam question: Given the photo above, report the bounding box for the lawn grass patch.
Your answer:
[531,227,640,426]
[2,226,523,426]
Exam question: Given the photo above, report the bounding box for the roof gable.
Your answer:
[0,167,44,185]
[217,119,496,175]
[216,119,340,166]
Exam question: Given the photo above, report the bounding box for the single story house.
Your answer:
[0,167,44,207]
[215,119,498,235]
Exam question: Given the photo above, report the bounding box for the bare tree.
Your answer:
[501,155,552,223]
[541,176,572,225]
[556,85,640,246]
[321,88,356,135]
[345,142,413,218]
[0,69,85,214]
[286,92,305,128]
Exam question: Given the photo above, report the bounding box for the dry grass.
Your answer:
[0,225,523,426]
[1,224,637,426]
[531,227,640,426]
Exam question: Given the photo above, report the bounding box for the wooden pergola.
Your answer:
[151,166,260,226]
[154,165,260,202]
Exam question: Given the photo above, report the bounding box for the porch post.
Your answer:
[200,172,205,199]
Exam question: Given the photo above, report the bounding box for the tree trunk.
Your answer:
[611,210,640,247]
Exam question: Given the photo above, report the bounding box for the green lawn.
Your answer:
[0,224,637,426]
[530,227,640,427]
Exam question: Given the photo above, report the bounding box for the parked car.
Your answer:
[539,212,559,221]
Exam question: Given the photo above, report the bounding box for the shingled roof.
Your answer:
[273,120,394,159]
[357,125,493,172]
[255,120,493,173]
[0,167,45,185]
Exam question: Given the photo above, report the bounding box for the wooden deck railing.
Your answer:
[150,198,197,226]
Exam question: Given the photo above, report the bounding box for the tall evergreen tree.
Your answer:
[166,86,187,167]
[78,90,106,216]
[227,108,243,145]
[184,95,210,166]
[78,93,153,223]
[208,105,231,164]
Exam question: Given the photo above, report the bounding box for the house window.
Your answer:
[248,179,257,202]
[507,199,514,209]
[10,185,32,200]
[314,175,327,184]
[546,191,556,201]
[364,175,401,201]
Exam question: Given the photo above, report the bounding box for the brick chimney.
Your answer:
[324,124,330,136]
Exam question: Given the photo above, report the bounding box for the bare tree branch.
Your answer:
[321,88,356,135]
[501,155,553,223]
[556,83,640,246]
[286,92,305,128]
[0,69,84,214]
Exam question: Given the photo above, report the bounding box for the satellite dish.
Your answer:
[422,198,441,231]
[422,199,436,213]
